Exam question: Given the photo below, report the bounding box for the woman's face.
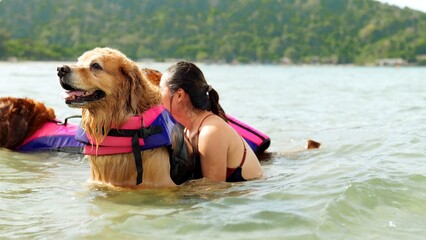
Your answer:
[159,72,173,113]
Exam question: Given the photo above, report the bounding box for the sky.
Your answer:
[375,0,426,12]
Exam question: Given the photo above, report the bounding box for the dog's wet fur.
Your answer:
[57,47,175,189]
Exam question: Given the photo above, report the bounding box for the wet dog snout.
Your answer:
[57,65,71,78]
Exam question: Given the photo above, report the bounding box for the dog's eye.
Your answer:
[91,63,103,70]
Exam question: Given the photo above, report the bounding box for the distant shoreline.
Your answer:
[1,59,425,68]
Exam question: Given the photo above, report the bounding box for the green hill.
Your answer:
[1,0,426,64]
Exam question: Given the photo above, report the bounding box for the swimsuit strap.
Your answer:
[239,137,247,167]
[185,113,215,155]
[225,137,247,180]
[197,113,215,135]
[187,113,247,180]
[194,113,215,153]
[194,113,246,168]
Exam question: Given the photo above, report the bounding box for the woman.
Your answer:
[159,61,263,182]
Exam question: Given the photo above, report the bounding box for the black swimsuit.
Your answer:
[189,114,247,182]
[225,138,247,182]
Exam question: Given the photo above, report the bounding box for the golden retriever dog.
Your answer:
[57,47,175,189]
[0,97,56,149]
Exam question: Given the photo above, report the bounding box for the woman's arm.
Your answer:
[197,124,228,182]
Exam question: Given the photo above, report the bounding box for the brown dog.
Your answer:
[57,48,175,189]
[0,97,56,149]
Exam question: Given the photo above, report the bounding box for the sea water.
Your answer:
[1,62,425,239]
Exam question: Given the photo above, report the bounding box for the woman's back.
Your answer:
[196,114,263,181]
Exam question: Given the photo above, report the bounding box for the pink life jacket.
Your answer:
[75,105,175,185]
[75,105,175,155]
[14,112,269,155]
[16,120,84,153]
[226,115,270,155]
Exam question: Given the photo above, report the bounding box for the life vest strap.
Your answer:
[131,133,143,185]
[107,125,163,138]
[107,125,164,185]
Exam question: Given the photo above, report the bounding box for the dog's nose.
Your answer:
[57,65,71,78]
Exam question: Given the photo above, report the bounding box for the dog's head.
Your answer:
[57,48,161,141]
[57,47,160,114]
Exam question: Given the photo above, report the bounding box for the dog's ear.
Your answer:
[141,68,162,86]
[0,101,14,148]
[5,113,30,149]
[120,62,145,113]
[0,98,30,148]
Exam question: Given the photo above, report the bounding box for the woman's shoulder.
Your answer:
[203,114,230,128]
[197,115,236,155]
[199,114,237,139]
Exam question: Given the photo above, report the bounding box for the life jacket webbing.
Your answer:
[132,133,143,185]
[107,125,163,138]
[105,125,164,185]
[76,105,174,186]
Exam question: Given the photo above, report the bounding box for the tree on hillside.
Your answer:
[0,0,426,64]
[0,28,10,59]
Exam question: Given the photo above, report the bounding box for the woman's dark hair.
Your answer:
[165,61,227,122]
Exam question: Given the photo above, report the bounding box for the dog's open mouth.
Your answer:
[61,83,105,106]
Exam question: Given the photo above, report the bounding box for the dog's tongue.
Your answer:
[62,90,89,100]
